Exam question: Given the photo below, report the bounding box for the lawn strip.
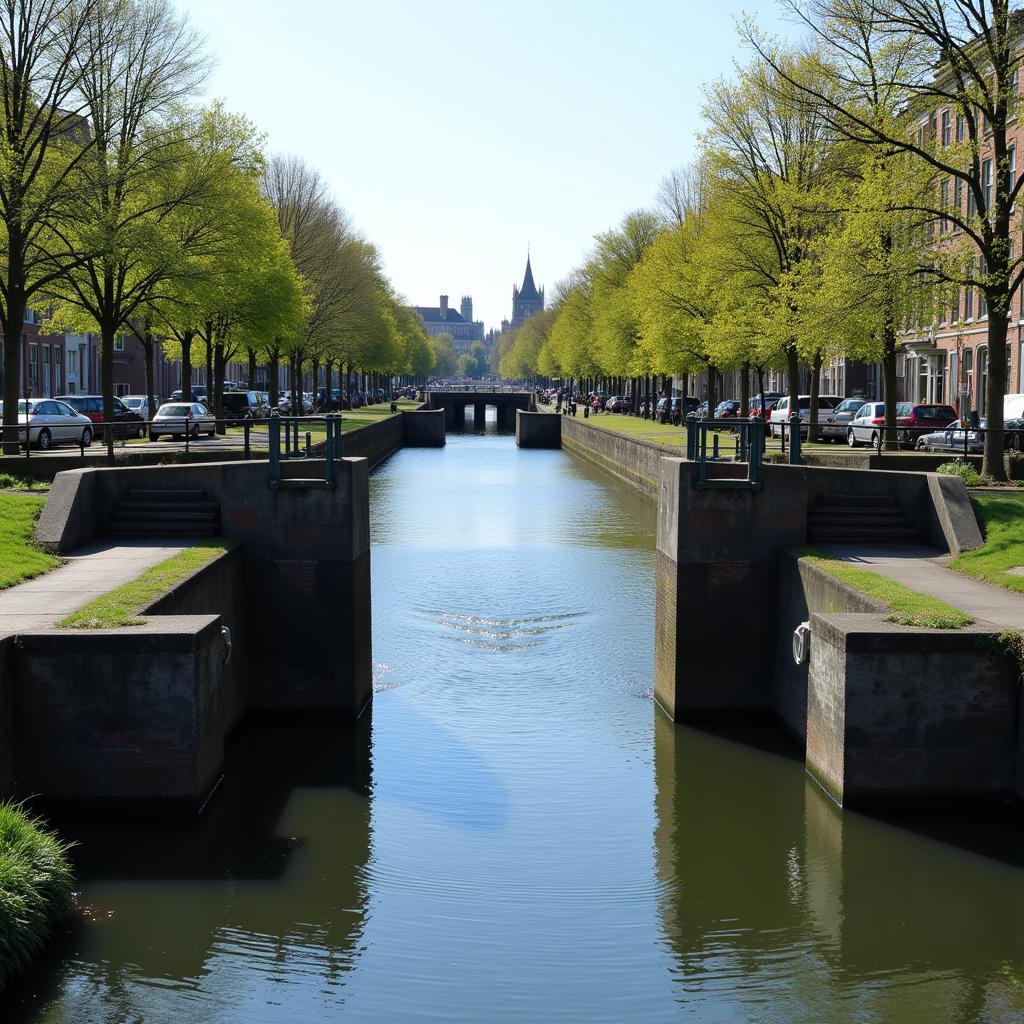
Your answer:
[0,493,60,589]
[57,541,233,629]
[950,493,1024,596]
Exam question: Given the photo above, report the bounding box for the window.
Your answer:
[966,282,974,319]
[114,383,129,397]
[956,113,965,142]
[54,346,62,394]
[1010,146,1017,207]
[941,109,952,146]
[980,258,988,317]
[114,335,125,352]
[983,159,993,211]
[968,182,976,218]
[978,346,989,415]
[950,352,958,400]
[963,348,974,410]
[951,289,960,323]
[940,179,950,232]
[42,344,49,396]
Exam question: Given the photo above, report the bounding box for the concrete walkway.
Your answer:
[0,539,199,636]
[819,543,1024,630]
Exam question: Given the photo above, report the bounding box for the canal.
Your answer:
[8,428,1024,1021]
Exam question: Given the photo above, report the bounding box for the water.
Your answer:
[8,428,1024,1022]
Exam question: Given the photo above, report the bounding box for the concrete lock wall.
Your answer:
[339,413,403,468]
[516,411,561,448]
[401,409,446,446]
[806,613,1020,808]
[561,417,666,498]
[12,615,225,805]
[773,553,886,743]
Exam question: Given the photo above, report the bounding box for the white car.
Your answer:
[0,398,94,450]
[150,401,216,441]
[846,401,887,447]
[768,395,843,437]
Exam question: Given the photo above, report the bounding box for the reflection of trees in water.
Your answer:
[4,716,373,1023]
[653,711,1024,1022]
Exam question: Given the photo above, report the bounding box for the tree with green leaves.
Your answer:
[0,0,100,452]
[429,332,457,377]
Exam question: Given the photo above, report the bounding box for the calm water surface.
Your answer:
[8,426,1024,1022]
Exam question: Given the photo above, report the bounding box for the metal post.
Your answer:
[712,432,720,460]
[789,413,802,465]
[184,418,190,456]
[244,421,251,459]
[268,413,280,488]
[305,431,312,458]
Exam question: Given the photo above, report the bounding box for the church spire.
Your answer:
[519,254,540,301]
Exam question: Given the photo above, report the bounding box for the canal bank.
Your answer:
[8,430,1024,1023]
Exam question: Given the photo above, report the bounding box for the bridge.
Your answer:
[422,386,537,431]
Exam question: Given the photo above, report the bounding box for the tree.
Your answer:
[0,0,99,452]
[430,332,457,377]
[753,0,1023,476]
[46,0,209,430]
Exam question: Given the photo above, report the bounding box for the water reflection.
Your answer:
[7,718,372,1023]
[654,712,1024,1021]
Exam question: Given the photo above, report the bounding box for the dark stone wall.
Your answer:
[11,616,225,805]
[561,416,665,499]
[342,413,403,468]
[0,637,11,796]
[515,411,561,448]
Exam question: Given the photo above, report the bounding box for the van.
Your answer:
[1004,394,1024,419]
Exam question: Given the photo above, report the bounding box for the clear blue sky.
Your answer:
[177,0,793,331]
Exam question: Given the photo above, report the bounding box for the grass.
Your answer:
[58,540,233,629]
[0,802,74,992]
[950,492,1024,596]
[796,547,975,629]
[0,474,46,492]
[0,494,60,590]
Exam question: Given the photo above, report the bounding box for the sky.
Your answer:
[176,0,794,332]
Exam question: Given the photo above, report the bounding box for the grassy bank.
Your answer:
[0,494,60,590]
[58,541,233,629]
[798,549,974,629]
[951,492,1024,596]
[0,802,74,991]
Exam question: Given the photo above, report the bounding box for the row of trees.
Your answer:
[0,0,433,450]
[497,1,1022,479]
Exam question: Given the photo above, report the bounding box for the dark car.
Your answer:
[170,385,208,403]
[749,392,783,419]
[714,399,742,418]
[605,395,632,413]
[894,402,959,447]
[56,394,146,438]
[221,390,269,425]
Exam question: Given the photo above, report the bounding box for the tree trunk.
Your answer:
[740,361,750,417]
[204,331,213,399]
[100,320,115,438]
[1,288,26,452]
[786,344,800,419]
[214,337,226,434]
[268,346,279,407]
[707,363,719,419]
[248,348,257,392]
[311,357,320,411]
[181,330,194,403]
[809,350,822,442]
[882,312,899,451]
[983,305,1010,480]
[143,329,157,421]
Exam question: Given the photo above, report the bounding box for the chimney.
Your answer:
[440,295,449,320]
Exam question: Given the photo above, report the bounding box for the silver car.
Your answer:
[150,402,216,441]
[0,398,94,450]
[822,398,866,441]
[915,422,984,454]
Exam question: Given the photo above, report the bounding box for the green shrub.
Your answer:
[0,802,74,991]
[937,461,983,487]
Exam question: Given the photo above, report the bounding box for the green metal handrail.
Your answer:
[268,414,343,490]
[685,416,766,490]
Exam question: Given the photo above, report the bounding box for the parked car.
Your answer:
[822,398,867,441]
[768,395,843,438]
[894,403,959,446]
[221,390,269,425]
[655,396,687,423]
[846,401,887,447]
[56,394,147,438]
[749,392,784,419]
[714,399,742,418]
[150,402,216,441]
[170,386,208,403]
[0,398,94,449]
[1004,394,1024,419]
[121,394,158,416]
[605,395,632,413]
[915,421,985,453]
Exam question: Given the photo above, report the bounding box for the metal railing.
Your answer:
[686,416,766,489]
[268,414,344,490]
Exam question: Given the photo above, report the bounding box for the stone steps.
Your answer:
[807,495,918,545]
[105,489,220,540]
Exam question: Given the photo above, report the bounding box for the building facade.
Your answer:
[412,294,485,355]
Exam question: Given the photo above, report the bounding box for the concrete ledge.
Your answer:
[12,615,226,804]
[806,612,1018,808]
[35,468,97,554]
[401,409,445,446]
[927,473,984,554]
[516,410,561,448]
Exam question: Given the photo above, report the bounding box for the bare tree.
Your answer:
[0,0,99,452]
[751,0,1023,477]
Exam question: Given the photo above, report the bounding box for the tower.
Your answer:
[460,296,473,322]
[511,254,544,328]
